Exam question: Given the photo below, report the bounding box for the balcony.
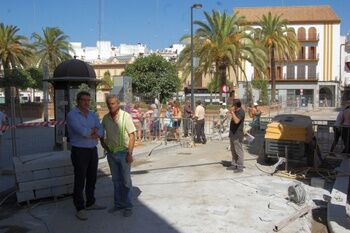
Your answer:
[298,33,319,42]
[296,53,319,62]
[280,72,319,82]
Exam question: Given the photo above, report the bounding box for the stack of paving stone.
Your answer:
[13,151,74,203]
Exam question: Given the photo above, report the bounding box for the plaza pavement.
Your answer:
[0,136,331,233]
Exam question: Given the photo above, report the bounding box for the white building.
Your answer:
[235,5,341,107]
[70,41,150,62]
[155,44,185,62]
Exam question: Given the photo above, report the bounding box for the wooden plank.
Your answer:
[273,205,311,232]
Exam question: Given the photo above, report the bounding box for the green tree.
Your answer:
[178,10,267,98]
[255,12,300,102]
[124,54,180,101]
[2,68,34,122]
[99,70,113,89]
[251,79,269,105]
[32,27,73,74]
[0,23,33,104]
[27,67,44,90]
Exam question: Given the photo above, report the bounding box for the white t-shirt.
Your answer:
[195,105,205,120]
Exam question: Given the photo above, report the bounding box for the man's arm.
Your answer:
[67,112,94,138]
[231,111,241,124]
[127,132,135,164]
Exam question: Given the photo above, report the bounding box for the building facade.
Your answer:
[235,5,341,107]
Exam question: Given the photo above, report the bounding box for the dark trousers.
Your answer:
[195,119,206,143]
[341,127,350,154]
[331,126,341,152]
[183,118,191,137]
[71,146,98,211]
[229,134,244,167]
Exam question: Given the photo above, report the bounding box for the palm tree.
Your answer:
[255,12,300,102]
[178,10,267,98]
[0,23,33,104]
[32,27,73,74]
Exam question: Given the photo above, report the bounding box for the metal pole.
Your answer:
[10,87,17,157]
[43,63,49,121]
[190,6,195,112]
[339,43,345,107]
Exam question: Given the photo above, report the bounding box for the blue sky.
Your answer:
[0,0,349,50]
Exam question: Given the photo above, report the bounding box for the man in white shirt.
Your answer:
[194,100,206,144]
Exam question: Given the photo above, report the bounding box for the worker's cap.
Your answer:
[253,102,258,106]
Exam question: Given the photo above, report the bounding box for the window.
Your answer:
[308,27,317,40]
[298,27,306,40]
[299,47,305,60]
[287,65,295,79]
[308,65,317,79]
[277,66,282,80]
[308,46,316,60]
[297,65,306,79]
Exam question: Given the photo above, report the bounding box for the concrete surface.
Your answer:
[0,139,331,233]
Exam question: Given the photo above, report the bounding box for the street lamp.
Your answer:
[190,3,202,112]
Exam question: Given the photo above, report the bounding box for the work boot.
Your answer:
[76,210,88,221]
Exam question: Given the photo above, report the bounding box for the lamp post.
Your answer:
[190,3,202,112]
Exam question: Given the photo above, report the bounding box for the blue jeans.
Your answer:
[107,151,133,209]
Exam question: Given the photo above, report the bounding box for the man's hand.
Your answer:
[90,128,99,139]
[126,151,134,164]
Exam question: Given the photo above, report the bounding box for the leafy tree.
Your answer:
[0,23,33,104]
[251,79,269,105]
[32,27,73,101]
[178,10,267,98]
[32,27,73,74]
[99,70,113,89]
[2,68,33,89]
[2,68,34,122]
[255,12,300,102]
[124,54,180,101]
[27,67,44,90]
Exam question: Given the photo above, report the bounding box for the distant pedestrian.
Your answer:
[66,91,106,221]
[248,102,262,134]
[100,95,136,217]
[182,99,192,137]
[151,104,161,141]
[228,99,245,173]
[194,100,206,144]
[173,100,182,142]
[130,103,142,143]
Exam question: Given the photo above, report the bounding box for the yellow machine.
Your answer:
[264,114,315,166]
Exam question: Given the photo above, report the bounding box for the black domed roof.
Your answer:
[53,59,96,79]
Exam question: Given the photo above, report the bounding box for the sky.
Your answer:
[0,0,349,50]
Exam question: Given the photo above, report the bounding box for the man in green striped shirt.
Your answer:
[100,95,136,217]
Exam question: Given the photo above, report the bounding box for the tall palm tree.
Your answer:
[178,10,267,98]
[255,12,300,102]
[32,27,73,74]
[0,23,33,104]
